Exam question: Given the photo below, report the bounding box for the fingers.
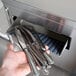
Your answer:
[45,45,49,50]
[4,43,28,64]
[3,44,14,60]
[15,51,28,64]
[7,43,14,51]
[45,45,51,54]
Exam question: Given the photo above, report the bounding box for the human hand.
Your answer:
[1,44,31,76]
[0,44,50,76]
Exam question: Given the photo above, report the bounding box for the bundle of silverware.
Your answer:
[8,24,54,76]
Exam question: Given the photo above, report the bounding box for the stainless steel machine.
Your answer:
[0,0,76,76]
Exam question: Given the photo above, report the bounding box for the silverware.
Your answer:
[15,27,40,76]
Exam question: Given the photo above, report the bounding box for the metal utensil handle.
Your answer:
[44,52,54,65]
[15,27,39,76]
[24,48,40,76]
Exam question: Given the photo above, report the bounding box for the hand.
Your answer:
[0,44,50,76]
[0,44,31,76]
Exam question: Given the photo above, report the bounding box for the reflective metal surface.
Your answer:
[0,0,76,75]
